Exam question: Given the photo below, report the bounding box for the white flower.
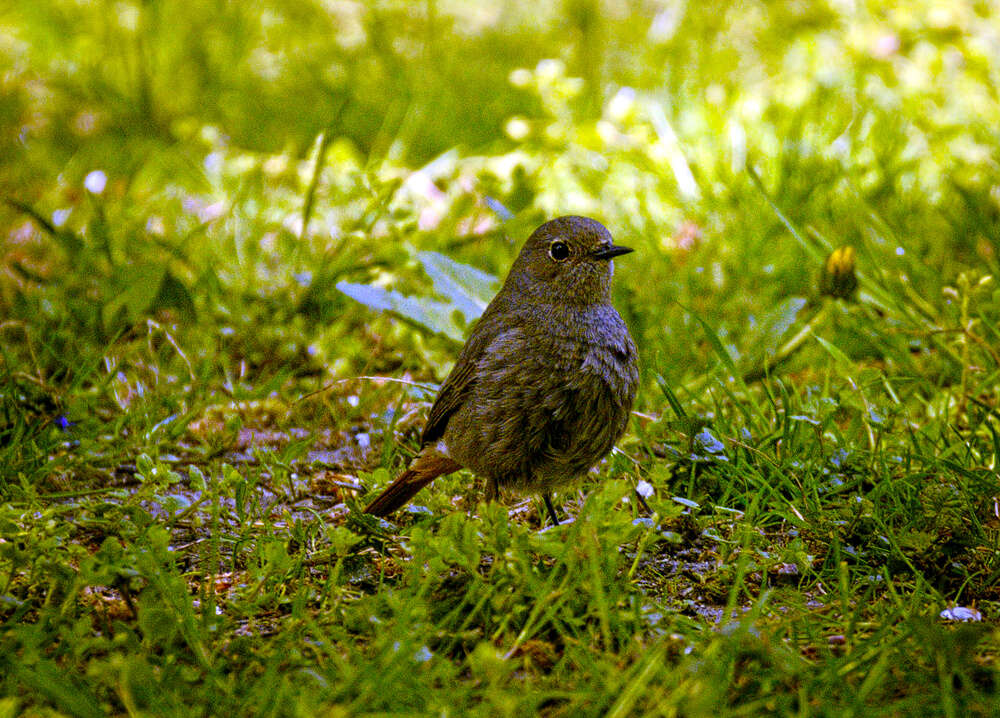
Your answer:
[84,170,107,195]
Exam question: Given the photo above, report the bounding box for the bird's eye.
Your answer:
[549,241,570,261]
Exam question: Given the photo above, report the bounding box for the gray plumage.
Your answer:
[364,215,638,518]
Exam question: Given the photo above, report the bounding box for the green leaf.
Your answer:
[102,263,165,328]
[138,605,179,646]
[654,370,687,420]
[417,251,497,322]
[10,660,104,718]
[688,310,737,373]
[336,280,467,342]
[753,296,808,359]
[813,333,852,366]
[151,269,196,321]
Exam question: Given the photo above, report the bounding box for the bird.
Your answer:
[363,215,638,524]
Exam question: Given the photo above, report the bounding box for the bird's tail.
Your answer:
[363,452,461,517]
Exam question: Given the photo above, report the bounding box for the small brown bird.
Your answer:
[363,216,638,523]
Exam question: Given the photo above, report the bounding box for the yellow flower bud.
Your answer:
[820,246,858,300]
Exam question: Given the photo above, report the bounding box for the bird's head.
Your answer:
[505,216,632,306]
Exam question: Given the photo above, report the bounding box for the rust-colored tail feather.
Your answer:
[363,453,461,517]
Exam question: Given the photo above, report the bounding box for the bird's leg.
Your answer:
[542,494,560,526]
[485,477,498,503]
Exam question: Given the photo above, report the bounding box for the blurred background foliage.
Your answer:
[1,0,999,464]
[2,2,1000,714]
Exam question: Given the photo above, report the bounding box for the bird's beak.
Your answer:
[592,244,634,260]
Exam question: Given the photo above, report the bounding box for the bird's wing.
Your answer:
[421,314,511,445]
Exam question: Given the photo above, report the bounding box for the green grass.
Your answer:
[2,1,999,715]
